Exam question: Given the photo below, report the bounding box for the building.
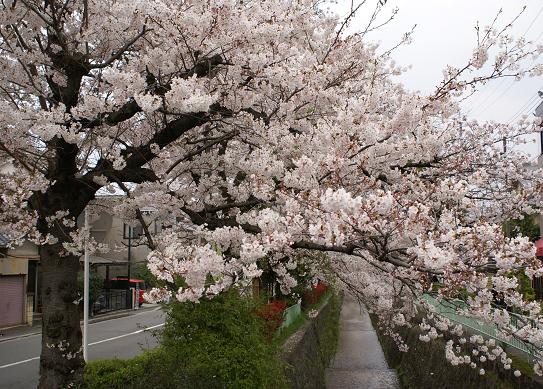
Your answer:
[0,235,39,328]
[0,197,160,328]
[78,200,161,281]
[0,160,41,328]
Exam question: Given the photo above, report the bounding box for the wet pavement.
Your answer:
[325,295,399,389]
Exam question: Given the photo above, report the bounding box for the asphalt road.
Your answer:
[0,308,164,389]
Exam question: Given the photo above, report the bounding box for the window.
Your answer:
[123,223,143,239]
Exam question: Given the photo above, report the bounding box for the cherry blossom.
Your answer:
[1,0,543,386]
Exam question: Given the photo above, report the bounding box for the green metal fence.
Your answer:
[422,294,537,361]
[279,302,302,331]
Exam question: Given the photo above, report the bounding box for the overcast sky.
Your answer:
[334,0,543,158]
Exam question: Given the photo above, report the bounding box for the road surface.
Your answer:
[0,308,164,389]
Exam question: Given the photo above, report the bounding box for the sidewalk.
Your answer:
[0,303,159,343]
[325,295,399,389]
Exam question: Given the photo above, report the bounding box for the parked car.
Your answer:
[106,277,146,307]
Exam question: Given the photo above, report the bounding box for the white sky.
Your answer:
[334,0,543,158]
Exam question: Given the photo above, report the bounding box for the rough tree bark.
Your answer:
[32,138,96,388]
[38,242,84,388]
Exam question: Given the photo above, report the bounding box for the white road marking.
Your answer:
[0,307,163,343]
[88,323,164,346]
[0,323,164,370]
[0,356,39,369]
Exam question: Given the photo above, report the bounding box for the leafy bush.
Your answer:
[283,292,342,388]
[84,349,170,389]
[257,300,288,338]
[508,215,540,242]
[77,269,104,310]
[515,270,535,302]
[302,282,328,307]
[85,290,287,388]
[133,262,159,288]
[160,289,288,389]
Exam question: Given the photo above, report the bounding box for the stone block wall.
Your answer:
[372,314,543,389]
[281,293,342,389]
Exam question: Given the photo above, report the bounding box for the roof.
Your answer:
[110,277,145,283]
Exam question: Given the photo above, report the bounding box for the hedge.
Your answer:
[282,292,342,389]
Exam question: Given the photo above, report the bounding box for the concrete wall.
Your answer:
[372,314,543,389]
[281,294,342,389]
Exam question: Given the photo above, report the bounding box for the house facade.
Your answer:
[0,236,39,328]
[0,197,158,328]
[0,160,40,328]
[78,201,159,281]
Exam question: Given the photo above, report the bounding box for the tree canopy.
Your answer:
[1,0,543,386]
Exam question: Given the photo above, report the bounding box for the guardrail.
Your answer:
[422,294,537,362]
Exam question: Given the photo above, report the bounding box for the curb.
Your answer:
[0,330,41,343]
[88,312,131,324]
[0,305,159,343]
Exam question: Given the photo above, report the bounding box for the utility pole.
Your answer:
[536,91,543,157]
[127,225,131,282]
[83,208,89,361]
[124,224,134,309]
[535,91,543,239]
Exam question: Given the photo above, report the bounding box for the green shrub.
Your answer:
[84,349,169,389]
[77,270,104,310]
[372,313,539,389]
[282,292,342,388]
[160,289,288,389]
[133,262,159,288]
[85,290,288,388]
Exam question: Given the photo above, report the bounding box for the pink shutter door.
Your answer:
[0,275,25,327]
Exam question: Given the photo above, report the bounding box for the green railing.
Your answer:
[422,294,537,361]
[279,302,302,331]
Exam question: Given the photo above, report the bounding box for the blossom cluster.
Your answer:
[1,0,543,378]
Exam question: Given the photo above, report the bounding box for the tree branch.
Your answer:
[90,27,151,69]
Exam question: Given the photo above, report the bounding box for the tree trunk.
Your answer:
[30,143,95,387]
[38,241,84,388]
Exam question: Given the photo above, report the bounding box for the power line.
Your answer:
[475,81,516,116]
[504,92,540,124]
[522,3,543,37]
[466,78,508,115]
[508,99,540,126]
[468,6,543,118]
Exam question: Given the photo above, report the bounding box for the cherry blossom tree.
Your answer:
[1,0,543,387]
